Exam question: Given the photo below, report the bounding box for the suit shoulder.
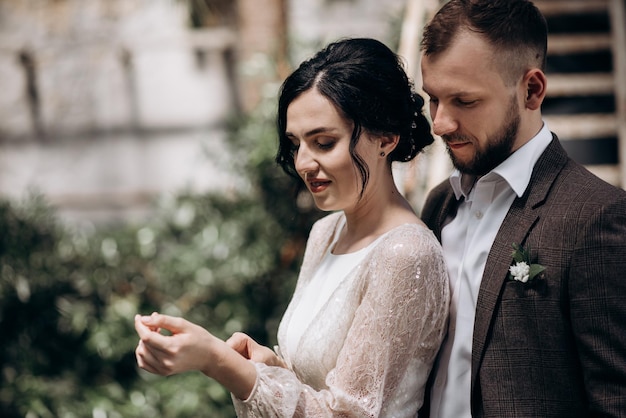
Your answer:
[421,179,453,222]
[428,178,453,197]
[558,159,626,203]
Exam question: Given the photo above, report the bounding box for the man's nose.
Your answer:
[432,105,458,137]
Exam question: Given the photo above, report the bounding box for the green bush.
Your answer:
[0,97,322,417]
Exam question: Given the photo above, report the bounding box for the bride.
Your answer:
[134,37,449,417]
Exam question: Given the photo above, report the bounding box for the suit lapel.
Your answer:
[434,190,459,240]
[423,183,460,241]
[470,136,569,395]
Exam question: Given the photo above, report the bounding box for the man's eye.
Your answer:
[458,99,477,106]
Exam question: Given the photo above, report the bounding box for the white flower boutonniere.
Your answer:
[508,243,545,283]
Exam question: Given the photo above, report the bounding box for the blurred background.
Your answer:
[0,0,624,417]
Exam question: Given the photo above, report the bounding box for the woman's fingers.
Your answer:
[134,312,219,376]
[136,340,164,375]
[134,313,185,355]
[140,312,187,334]
[136,337,185,376]
[225,332,286,368]
[226,332,251,359]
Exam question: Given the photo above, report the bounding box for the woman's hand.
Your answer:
[134,312,258,400]
[226,332,287,369]
[134,312,217,376]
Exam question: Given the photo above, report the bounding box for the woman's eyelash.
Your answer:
[287,138,335,152]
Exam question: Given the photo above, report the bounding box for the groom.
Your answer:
[418,0,626,417]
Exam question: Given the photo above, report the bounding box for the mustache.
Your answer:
[442,134,471,144]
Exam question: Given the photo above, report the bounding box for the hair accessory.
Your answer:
[380,151,386,157]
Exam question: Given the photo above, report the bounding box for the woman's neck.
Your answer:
[333,185,419,254]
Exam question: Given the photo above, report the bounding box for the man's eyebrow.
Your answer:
[422,88,480,98]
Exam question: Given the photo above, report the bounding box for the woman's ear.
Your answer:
[379,133,400,156]
[523,68,547,110]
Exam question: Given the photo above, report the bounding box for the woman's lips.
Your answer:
[308,179,331,193]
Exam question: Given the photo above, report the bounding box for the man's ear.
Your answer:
[523,68,547,110]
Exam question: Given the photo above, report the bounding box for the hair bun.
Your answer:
[391,92,434,162]
[412,92,425,109]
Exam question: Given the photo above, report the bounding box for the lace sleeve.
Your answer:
[233,226,449,417]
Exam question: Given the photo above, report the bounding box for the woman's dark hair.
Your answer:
[275,38,434,195]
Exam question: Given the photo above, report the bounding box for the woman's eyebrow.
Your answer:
[285,126,337,139]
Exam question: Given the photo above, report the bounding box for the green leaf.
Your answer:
[511,243,525,263]
[529,264,546,280]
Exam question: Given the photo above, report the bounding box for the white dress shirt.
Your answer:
[430,123,553,418]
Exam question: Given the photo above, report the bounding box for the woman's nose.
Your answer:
[294,145,318,177]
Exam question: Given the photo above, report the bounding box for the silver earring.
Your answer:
[380,151,386,157]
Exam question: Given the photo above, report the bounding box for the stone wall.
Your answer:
[0,0,239,140]
[0,0,407,224]
[0,0,242,223]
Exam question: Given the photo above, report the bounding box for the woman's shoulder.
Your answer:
[309,211,344,238]
[366,222,446,276]
[363,222,448,297]
[377,222,442,254]
[299,212,344,258]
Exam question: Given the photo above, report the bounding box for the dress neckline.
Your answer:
[330,212,422,256]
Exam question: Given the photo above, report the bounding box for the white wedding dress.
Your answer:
[233,211,449,417]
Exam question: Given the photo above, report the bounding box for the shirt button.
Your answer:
[475,211,483,219]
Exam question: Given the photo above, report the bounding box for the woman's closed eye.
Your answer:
[290,138,336,151]
[316,140,335,150]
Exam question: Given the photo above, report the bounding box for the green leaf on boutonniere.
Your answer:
[509,243,545,283]
[511,242,527,263]
[529,263,546,278]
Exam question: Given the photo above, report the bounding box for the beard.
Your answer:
[445,95,521,176]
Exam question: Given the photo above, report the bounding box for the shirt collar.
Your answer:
[449,122,553,200]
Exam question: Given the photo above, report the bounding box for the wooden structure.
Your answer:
[535,0,626,188]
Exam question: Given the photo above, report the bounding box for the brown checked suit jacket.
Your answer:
[420,135,626,417]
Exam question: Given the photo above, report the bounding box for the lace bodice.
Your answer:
[233,212,450,417]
